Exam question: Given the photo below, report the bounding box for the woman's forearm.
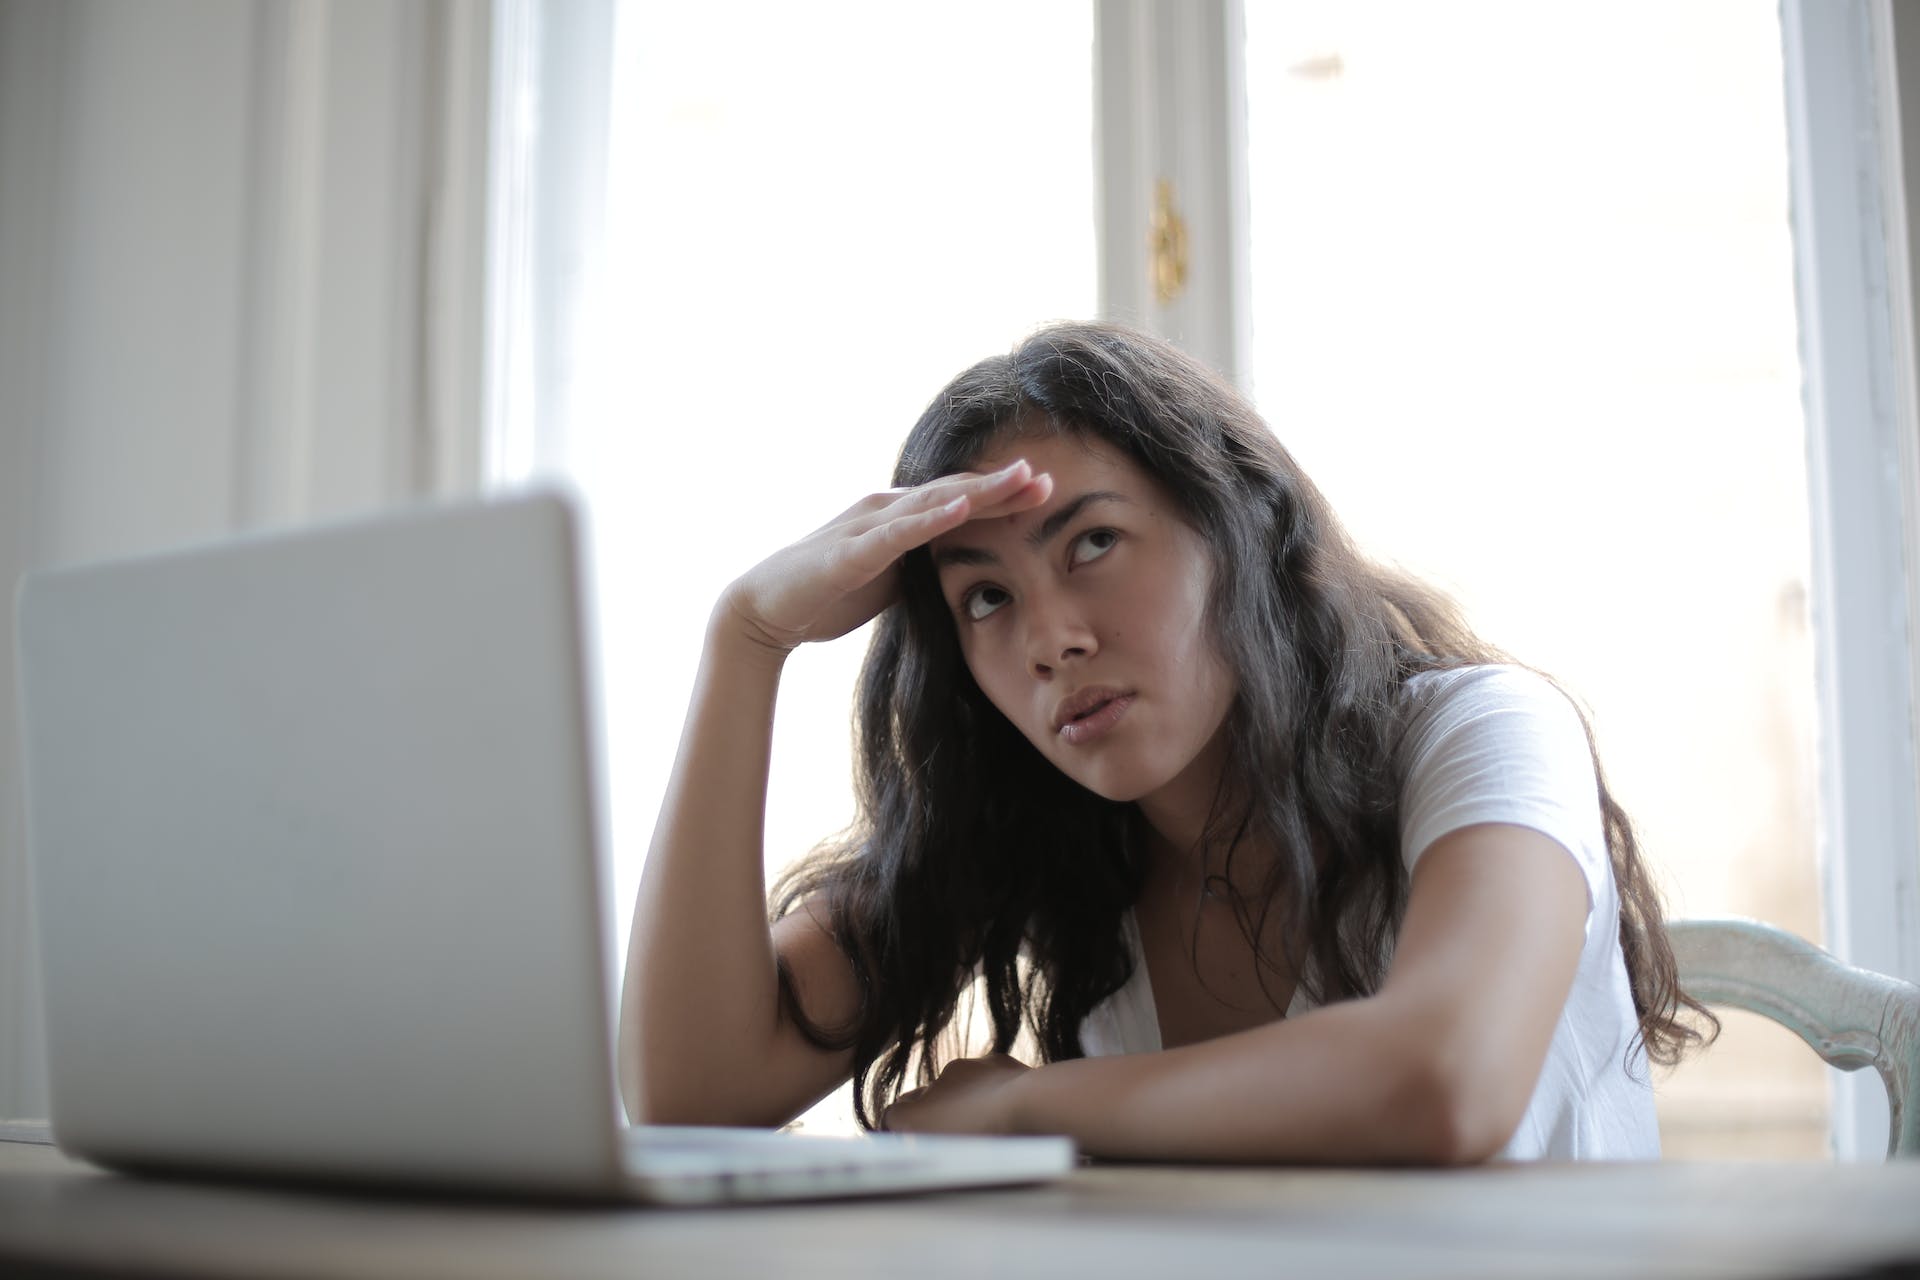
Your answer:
[618,604,792,1123]
[1006,995,1496,1165]
[619,467,1055,1128]
[997,829,1586,1164]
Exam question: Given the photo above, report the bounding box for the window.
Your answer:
[1240,0,1824,1157]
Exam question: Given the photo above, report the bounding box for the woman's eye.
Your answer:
[1069,528,1119,568]
[964,586,1011,621]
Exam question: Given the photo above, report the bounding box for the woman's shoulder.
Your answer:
[1391,662,1607,882]
[1392,663,1599,833]
[1396,663,1585,738]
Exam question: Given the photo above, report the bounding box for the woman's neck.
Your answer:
[1134,728,1274,893]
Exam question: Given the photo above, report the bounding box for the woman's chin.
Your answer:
[1052,760,1166,806]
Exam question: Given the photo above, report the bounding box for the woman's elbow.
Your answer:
[1389,1049,1526,1166]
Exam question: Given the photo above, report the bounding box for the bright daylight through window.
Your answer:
[1243,1,1822,1156]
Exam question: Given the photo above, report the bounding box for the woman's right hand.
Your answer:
[722,459,1052,658]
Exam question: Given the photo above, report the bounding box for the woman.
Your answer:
[617,321,1712,1163]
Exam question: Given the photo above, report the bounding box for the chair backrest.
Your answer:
[1669,918,1920,1160]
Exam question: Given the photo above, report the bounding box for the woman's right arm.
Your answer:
[616,460,1050,1128]
[616,610,855,1127]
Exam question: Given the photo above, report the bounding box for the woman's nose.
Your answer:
[1025,596,1097,678]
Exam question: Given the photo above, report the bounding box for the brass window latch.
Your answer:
[1150,178,1190,305]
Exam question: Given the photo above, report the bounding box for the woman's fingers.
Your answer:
[847,459,1046,534]
[964,470,1054,522]
[887,467,1054,534]
[840,467,1054,585]
[835,493,973,585]
[730,457,1057,651]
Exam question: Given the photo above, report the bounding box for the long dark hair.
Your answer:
[772,321,1714,1129]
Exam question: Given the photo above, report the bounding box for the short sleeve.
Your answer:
[1396,666,1609,923]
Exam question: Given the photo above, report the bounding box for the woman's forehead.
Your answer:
[926,435,1189,566]
[958,429,1132,481]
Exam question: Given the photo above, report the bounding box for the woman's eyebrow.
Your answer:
[1029,490,1129,548]
[930,491,1131,570]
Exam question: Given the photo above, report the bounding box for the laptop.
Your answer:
[13,487,1075,1204]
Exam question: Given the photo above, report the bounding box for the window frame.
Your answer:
[1783,0,1920,1160]
[1094,0,1251,386]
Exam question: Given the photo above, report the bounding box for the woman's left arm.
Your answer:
[882,821,1588,1165]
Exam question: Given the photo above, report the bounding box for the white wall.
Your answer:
[2,1,256,1119]
[0,0,488,1124]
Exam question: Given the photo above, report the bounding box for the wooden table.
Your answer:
[3,1140,1919,1279]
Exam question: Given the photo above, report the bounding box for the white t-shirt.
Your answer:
[1077,664,1661,1160]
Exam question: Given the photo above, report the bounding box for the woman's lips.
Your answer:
[1058,693,1135,746]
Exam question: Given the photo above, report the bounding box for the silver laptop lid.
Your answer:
[16,489,624,1192]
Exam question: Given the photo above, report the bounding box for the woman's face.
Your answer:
[928,432,1239,813]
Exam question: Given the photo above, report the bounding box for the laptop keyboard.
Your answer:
[622,1124,927,1175]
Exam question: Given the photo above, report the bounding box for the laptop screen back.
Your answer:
[16,491,624,1192]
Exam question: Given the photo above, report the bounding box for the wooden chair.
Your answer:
[1669,917,1920,1159]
